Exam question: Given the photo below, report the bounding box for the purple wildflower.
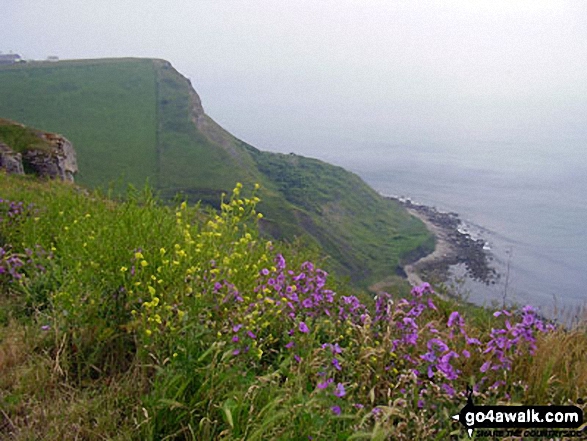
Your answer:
[480,360,491,373]
[447,311,462,328]
[317,378,333,389]
[299,322,309,333]
[334,383,346,397]
[442,383,456,396]
[331,405,341,415]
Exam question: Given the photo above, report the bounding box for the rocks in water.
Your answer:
[400,198,497,285]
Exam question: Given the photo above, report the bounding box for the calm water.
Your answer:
[311,139,587,320]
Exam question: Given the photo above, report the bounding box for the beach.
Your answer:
[396,199,497,289]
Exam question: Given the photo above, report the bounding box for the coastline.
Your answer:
[396,199,497,288]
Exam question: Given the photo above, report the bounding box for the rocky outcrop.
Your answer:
[0,142,24,174]
[0,120,77,182]
[22,133,78,182]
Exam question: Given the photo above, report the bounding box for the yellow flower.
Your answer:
[145,329,152,336]
[148,286,156,296]
[140,260,148,267]
[120,266,128,273]
[135,252,144,260]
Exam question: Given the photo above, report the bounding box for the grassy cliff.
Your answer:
[0,57,433,284]
[0,174,584,439]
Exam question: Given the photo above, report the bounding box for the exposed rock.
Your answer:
[0,120,77,182]
[22,133,78,182]
[394,198,498,286]
[0,142,24,175]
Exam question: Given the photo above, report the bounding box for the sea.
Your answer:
[299,138,587,323]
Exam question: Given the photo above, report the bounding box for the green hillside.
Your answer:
[0,57,433,285]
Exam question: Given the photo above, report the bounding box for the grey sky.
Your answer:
[2,0,587,155]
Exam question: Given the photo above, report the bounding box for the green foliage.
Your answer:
[0,59,159,190]
[0,174,584,440]
[0,119,52,153]
[250,149,435,284]
[0,58,433,287]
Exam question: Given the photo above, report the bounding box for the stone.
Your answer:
[0,142,24,175]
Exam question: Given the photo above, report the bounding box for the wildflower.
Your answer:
[447,311,462,328]
[41,325,50,331]
[317,378,333,389]
[299,322,309,333]
[334,383,346,397]
[331,405,341,415]
[442,383,456,396]
[427,338,449,353]
[332,358,342,371]
[466,336,481,345]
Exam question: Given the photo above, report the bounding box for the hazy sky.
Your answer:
[3,0,587,156]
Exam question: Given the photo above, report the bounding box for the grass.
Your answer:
[0,57,434,287]
[0,173,584,440]
[0,119,51,153]
[248,147,434,284]
[0,58,158,190]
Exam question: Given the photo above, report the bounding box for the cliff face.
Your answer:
[0,142,24,174]
[0,120,78,182]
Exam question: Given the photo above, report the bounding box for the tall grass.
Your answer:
[0,173,585,440]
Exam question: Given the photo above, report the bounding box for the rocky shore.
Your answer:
[396,198,498,287]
